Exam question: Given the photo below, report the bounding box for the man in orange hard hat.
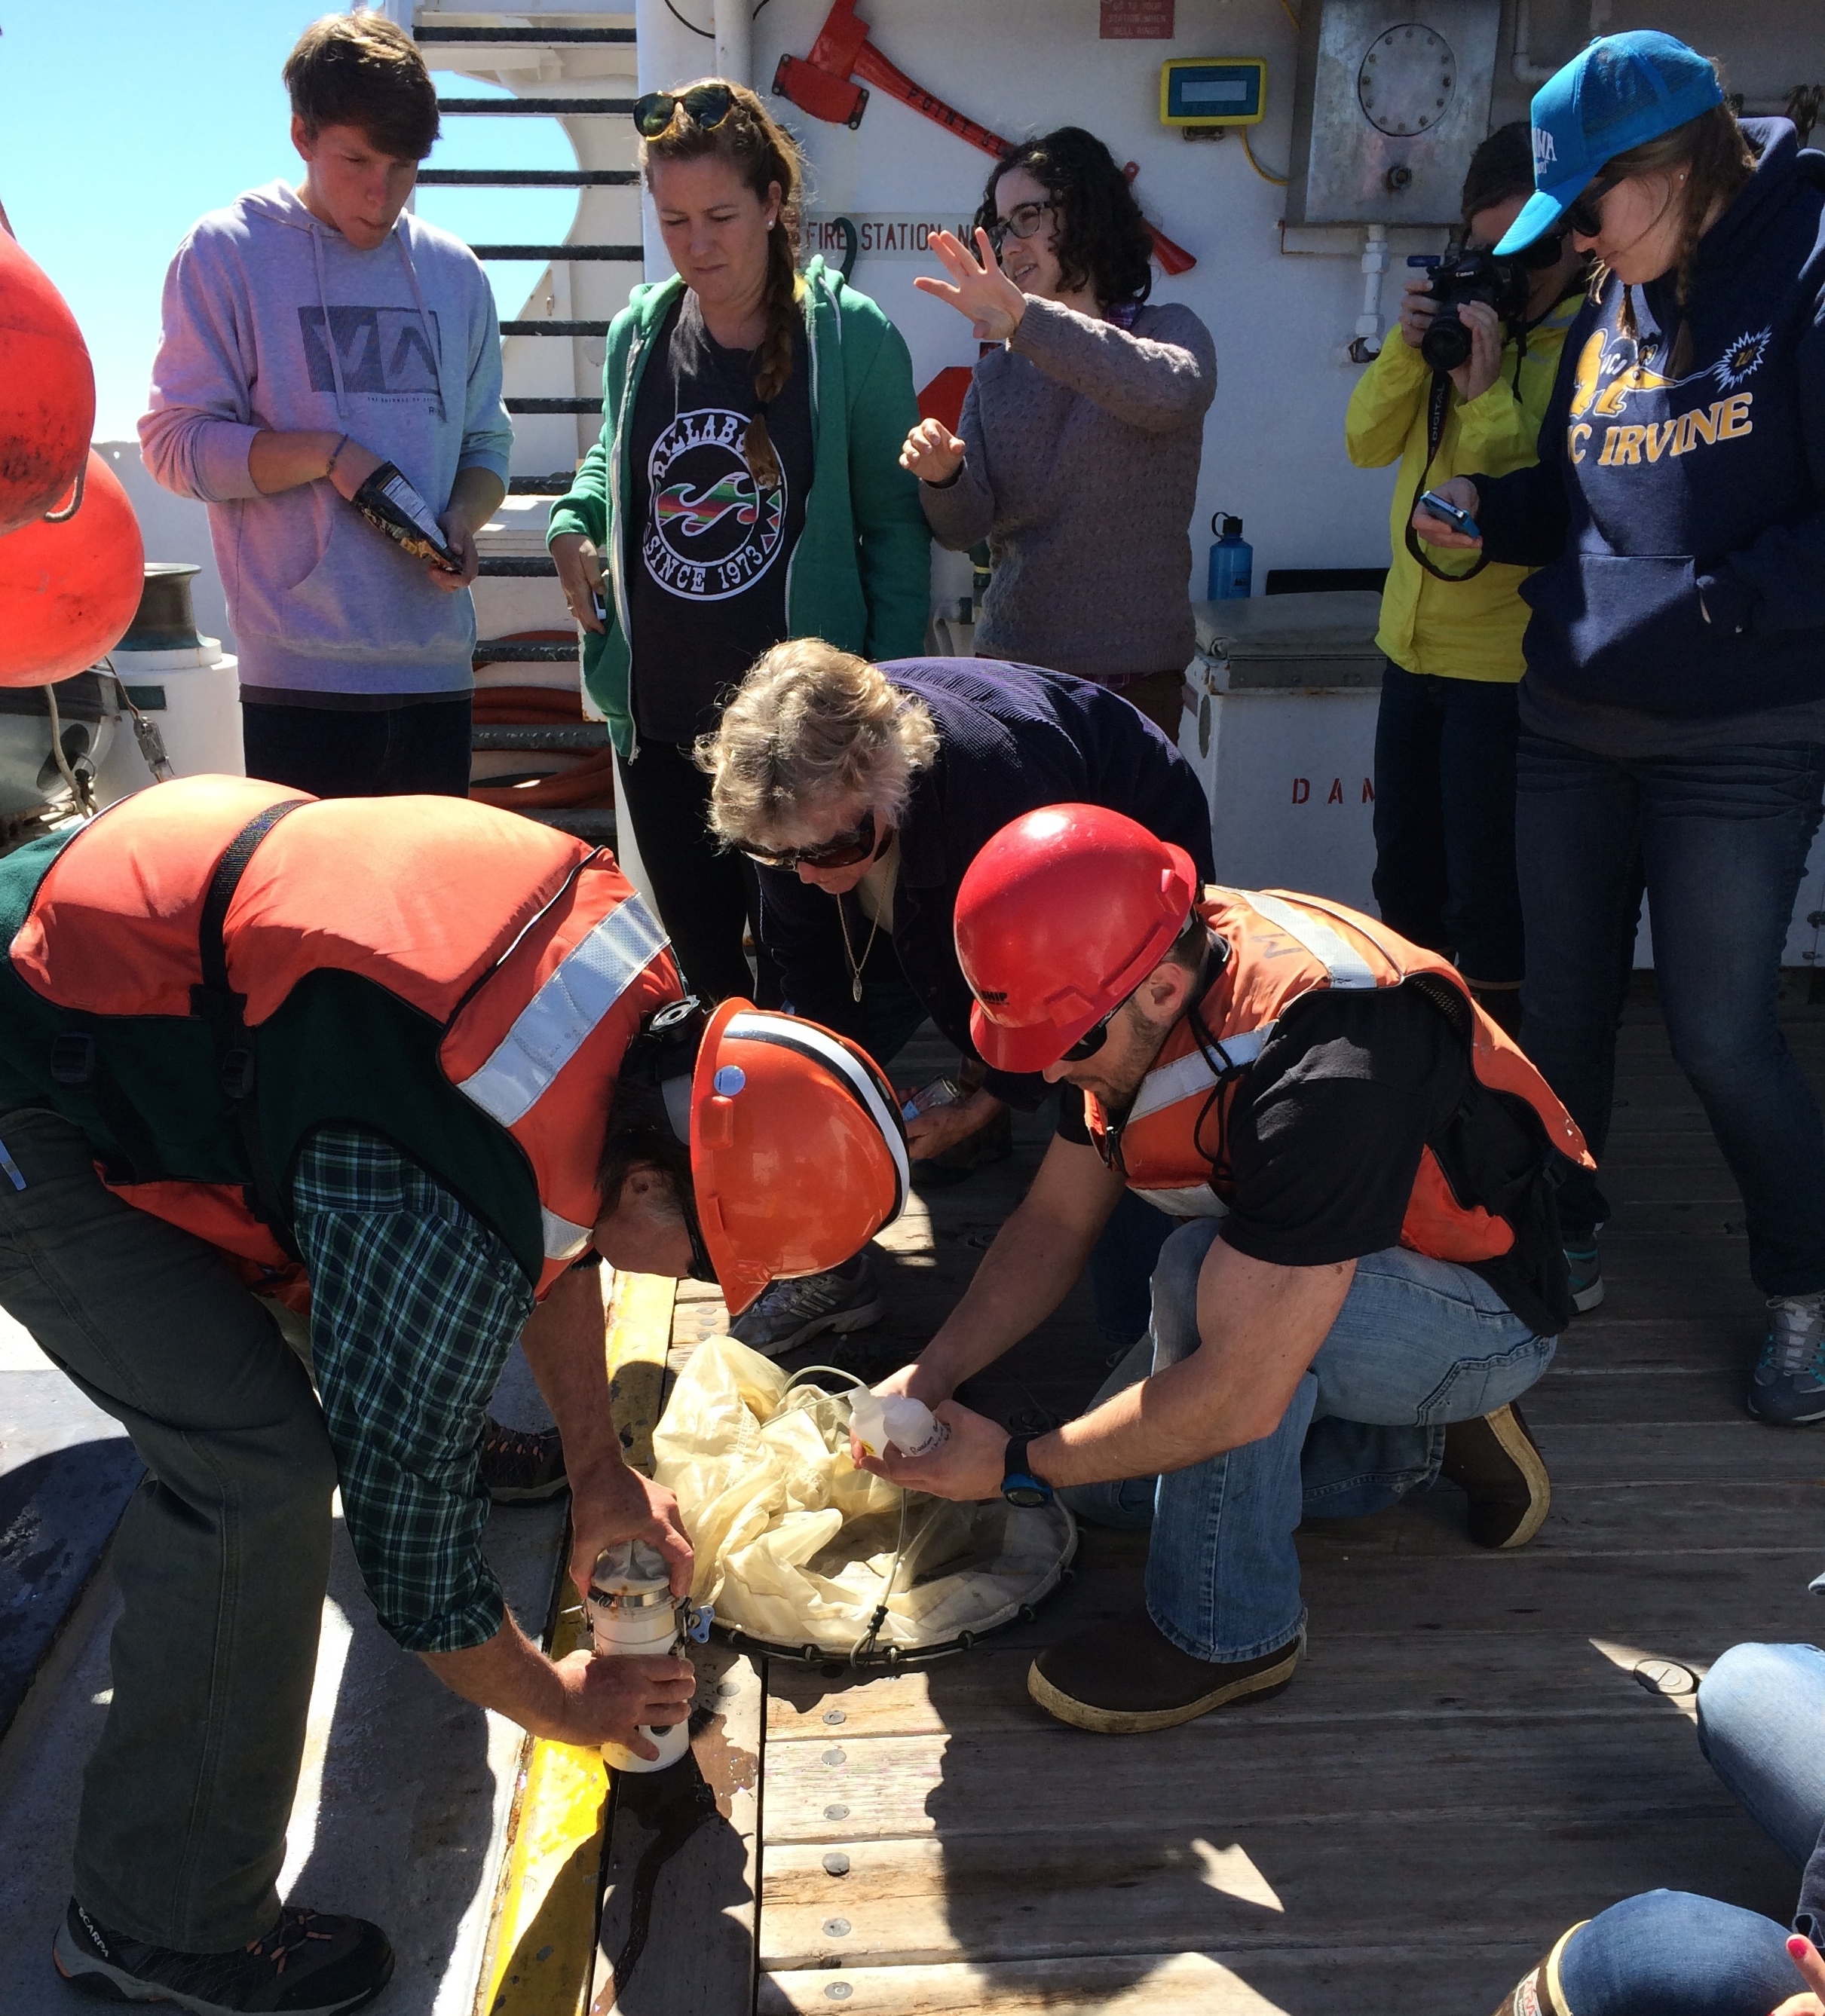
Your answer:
[0,779,905,2013]
[859,804,1592,1737]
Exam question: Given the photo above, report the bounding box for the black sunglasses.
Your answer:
[1564,177,1618,240]
[633,83,734,140]
[1060,989,1137,1063]
[741,808,885,874]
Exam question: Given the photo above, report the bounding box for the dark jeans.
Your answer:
[1372,662,1523,984]
[1516,733,1825,1292]
[0,1109,335,1949]
[616,738,777,1007]
[241,695,473,797]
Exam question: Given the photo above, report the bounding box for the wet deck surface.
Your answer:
[677,1001,1823,2016]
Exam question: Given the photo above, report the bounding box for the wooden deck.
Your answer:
[577,988,1824,2016]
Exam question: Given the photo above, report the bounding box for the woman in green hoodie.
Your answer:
[548,81,930,1005]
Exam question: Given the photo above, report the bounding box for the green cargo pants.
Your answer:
[0,1109,335,1950]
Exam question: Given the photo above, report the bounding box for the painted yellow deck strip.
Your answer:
[476,1268,678,2016]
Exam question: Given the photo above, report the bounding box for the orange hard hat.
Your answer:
[955,804,1199,1074]
[690,999,909,1317]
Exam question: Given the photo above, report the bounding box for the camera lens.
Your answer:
[1421,306,1474,375]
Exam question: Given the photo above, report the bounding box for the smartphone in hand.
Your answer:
[1418,488,1481,539]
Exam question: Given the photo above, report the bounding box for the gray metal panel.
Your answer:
[1285,0,1501,226]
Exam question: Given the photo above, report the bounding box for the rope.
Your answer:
[41,684,93,818]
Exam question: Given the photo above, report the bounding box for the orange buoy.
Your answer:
[0,451,145,686]
[0,234,96,536]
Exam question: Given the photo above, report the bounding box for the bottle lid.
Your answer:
[591,1538,672,1598]
[1220,515,1243,539]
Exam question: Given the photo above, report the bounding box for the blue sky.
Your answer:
[0,4,580,436]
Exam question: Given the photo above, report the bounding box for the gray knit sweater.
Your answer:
[920,294,1215,680]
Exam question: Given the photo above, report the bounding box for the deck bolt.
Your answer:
[825,1803,850,1821]
[822,1709,846,1724]
[823,1851,851,1876]
[823,1918,851,1937]
[822,1747,846,1766]
[825,1986,853,2002]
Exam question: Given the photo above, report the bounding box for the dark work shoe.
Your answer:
[1747,1292,1825,1424]
[1027,1605,1303,1734]
[53,1896,393,2013]
[910,1103,1014,1190]
[1441,1403,1551,1549]
[479,1416,568,1504]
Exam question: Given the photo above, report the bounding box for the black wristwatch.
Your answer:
[1001,1433,1054,1509]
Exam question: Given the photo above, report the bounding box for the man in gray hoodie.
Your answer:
[140,14,512,800]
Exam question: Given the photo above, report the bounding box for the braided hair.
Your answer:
[1591,99,1755,376]
[642,78,805,490]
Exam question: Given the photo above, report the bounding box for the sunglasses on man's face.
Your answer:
[741,808,883,874]
[1059,990,1137,1064]
[633,83,735,139]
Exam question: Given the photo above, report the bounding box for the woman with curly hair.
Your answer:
[902,127,1215,738]
[548,81,929,1005]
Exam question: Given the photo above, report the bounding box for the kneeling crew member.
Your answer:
[0,777,908,2014]
[862,804,1591,1737]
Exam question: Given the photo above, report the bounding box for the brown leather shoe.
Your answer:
[1028,1605,1303,1734]
[1441,1403,1551,1549]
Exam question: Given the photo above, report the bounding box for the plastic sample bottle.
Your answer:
[587,1539,690,1773]
[850,1390,950,1461]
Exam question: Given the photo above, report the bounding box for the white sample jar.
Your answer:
[850,1390,949,1461]
[587,1539,690,1773]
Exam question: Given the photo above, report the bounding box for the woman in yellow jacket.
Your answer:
[1346,124,1586,1033]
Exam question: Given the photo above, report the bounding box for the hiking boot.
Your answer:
[730,1250,882,1359]
[1565,1245,1604,1313]
[1027,1605,1303,1734]
[1747,1291,1825,1425]
[53,1897,393,2014]
[1440,1403,1551,1549]
[479,1416,568,1504]
[910,1104,1014,1191]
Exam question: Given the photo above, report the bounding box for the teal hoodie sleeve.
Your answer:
[839,295,931,662]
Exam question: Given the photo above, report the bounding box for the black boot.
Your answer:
[1028,1605,1303,1733]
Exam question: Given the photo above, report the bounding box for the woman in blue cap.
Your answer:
[1413,32,1825,1427]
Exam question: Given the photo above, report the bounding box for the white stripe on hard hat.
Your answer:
[459,893,670,1128]
[723,1011,911,1228]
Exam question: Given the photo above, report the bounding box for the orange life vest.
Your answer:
[2,776,682,1302]
[1084,887,1592,1263]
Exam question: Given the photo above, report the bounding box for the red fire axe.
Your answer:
[774,0,1195,275]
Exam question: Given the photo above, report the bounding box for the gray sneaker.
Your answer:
[1747,1291,1825,1424]
[730,1253,883,1358]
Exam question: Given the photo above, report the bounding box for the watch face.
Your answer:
[1003,1478,1050,1510]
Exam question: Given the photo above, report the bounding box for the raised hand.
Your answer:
[913,228,1028,342]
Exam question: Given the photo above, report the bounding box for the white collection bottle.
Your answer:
[587,1539,690,1773]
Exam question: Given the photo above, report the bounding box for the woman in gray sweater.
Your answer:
[901,127,1216,737]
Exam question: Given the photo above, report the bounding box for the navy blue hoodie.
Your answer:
[1472,121,1825,738]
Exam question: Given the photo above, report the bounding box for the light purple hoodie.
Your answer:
[140,181,513,703]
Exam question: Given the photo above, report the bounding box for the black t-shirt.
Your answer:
[624,293,813,745]
[1058,982,1568,1334]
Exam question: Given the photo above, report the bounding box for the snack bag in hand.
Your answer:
[348,461,461,571]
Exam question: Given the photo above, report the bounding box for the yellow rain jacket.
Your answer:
[1346,293,1582,683]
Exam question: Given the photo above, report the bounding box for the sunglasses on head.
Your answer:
[633,83,735,140]
[1564,176,1618,239]
[741,808,885,874]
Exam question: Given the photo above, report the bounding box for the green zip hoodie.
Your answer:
[547,257,931,755]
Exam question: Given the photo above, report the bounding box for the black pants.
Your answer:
[1370,661,1523,985]
[615,737,777,1006]
[241,696,473,798]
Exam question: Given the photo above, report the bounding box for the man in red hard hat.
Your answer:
[860,803,1592,1736]
[0,779,905,2014]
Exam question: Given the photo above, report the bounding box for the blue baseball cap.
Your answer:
[1496,31,1724,254]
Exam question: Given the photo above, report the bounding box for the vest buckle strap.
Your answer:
[220,1047,256,1103]
[49,1032,95,1088]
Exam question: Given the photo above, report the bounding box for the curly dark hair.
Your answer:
[972,127,1153,309]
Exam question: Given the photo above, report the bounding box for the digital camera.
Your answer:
[1421,249,1533,375]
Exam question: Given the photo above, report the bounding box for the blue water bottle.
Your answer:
[1207,512,1253,600]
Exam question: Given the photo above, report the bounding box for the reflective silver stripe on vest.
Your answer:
[542,1205,593,1262]
[459,894,669,1129]
[1248,892,1376,988]
[1125,1026,1275,1127]
[1130,1185,1230,1219]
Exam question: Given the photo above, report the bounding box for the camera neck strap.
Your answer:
[1404,369,1491,585]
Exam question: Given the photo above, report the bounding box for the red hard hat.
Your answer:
[955,804,1200,1074]
[690,999,909,1317]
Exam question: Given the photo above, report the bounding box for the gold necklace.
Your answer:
[837,899,882,1005]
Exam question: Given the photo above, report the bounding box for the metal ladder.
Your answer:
[412,12,645,840]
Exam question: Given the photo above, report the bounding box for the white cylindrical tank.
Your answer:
[94,563,243,805]
[587,1539,693,1773]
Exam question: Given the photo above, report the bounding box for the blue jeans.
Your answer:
[1514,734,1825,1290]
[1550,1891,1800,2016]
[1372,662,1524,985]
[1063,1219,1557,1660]
[1697,1641,1825,1871]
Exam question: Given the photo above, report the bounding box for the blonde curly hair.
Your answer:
[697,641,940,850]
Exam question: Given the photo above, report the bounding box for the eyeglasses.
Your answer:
[1059,989,1135,1063]
[1564,177,1618,240]
[633,84,735,140]
[741,808,884,873]
[987,199,1057,255]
